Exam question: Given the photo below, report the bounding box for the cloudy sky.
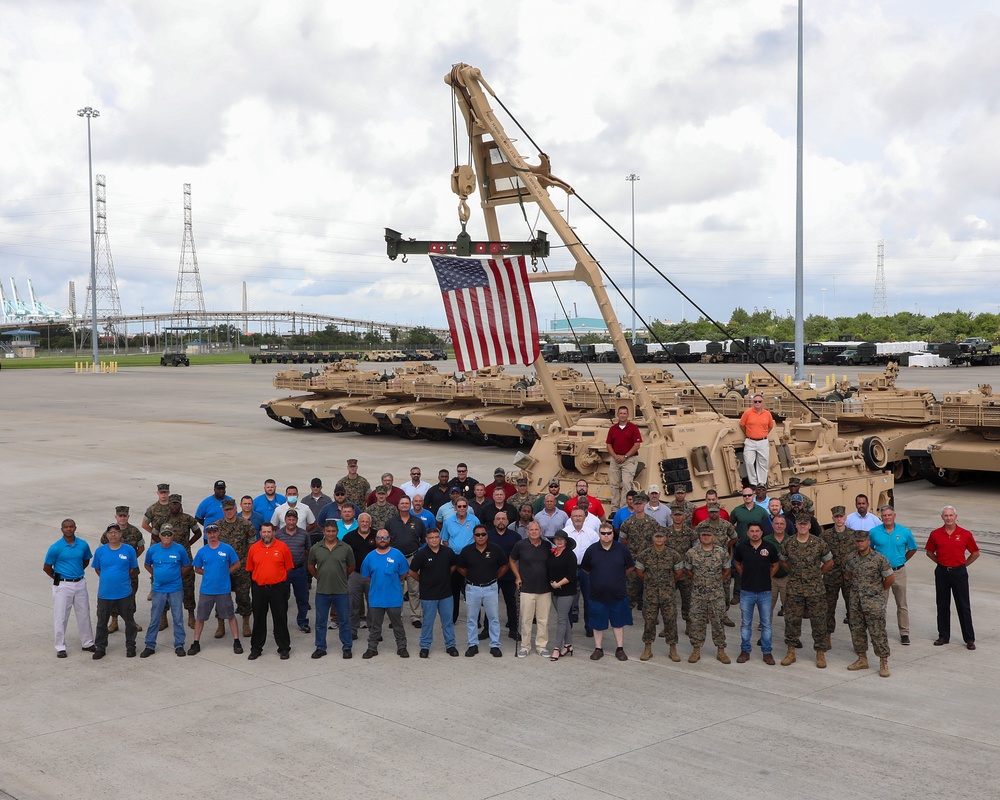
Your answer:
[2,0,999,334]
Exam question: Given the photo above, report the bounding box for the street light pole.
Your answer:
[78,106,100,369]
[625,173,640,344]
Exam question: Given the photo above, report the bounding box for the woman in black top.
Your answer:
[547,531,578,660]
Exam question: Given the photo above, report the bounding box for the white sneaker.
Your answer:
[538,649,551,658]
[516,648,528,658]
[360,621,368,629]
[328,622,338,630]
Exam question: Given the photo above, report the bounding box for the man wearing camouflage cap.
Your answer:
[338,459,371,508]
[694,502,738,626]
[510,476,537,512]
[668,484,697,527]
[844,529,894,677]
[779,514,833,668]
[778,477,814,515]
[366,484,398,531]
[820,506,858,647]
[101,506,145,634]
[635,527,685,662]
[217,498,256,638]
[141,483,172,602]
[619,492,663,608]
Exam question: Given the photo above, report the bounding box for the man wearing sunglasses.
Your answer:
[739,394,775,488]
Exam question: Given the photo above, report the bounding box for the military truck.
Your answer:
[160,346,189,367]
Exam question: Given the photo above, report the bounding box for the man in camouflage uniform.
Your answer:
[510,477,537,513]
[635,529,685,662]
[820,505,857,648]
[619,493,663,607]
[101,506,145,633]
[338,458,371,509]
[685,528,731,664]
[664,508,696,632]
[366,485,398,531]
[161,494,202,630]
[667,484,697,526]
[217,498,256,638]
[695,503,738,626]
[778,477,814,515]
[779,514,833,667]
[844,529,894,677]
[142,483,172,601]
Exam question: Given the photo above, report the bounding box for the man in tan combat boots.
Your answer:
[845,530,894,677]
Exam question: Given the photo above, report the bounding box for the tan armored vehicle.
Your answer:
[905,384,1000,485]
[374,63,893,523]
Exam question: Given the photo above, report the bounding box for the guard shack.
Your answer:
[2,329,41,358]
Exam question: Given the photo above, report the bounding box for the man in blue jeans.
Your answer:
[457,524,509,657]
[733,522,780,664]
[276,509,312,634]
[141,525,192,657]
[407,529,460,658]
[307,521,356,659]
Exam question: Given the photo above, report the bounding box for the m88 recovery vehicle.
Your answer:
[376,63,893,522]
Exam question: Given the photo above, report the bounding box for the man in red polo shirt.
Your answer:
[925,505,979,650]
[740,394,775,488]
[606,406,643,512]
[245,522,295,661]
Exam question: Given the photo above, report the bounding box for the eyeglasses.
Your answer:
[742,494,754,498]
[375,536,390,541]
[473,532,488,537]
[599,531,614,536]
[753,399,764,404]
[456,504,468,509]
[411,472,420,477]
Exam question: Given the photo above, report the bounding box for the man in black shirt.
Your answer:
[447,463,479,500]
[509,521,553,657]
[342,513,377,642]
[386,496,426,629]
[478,487,518,533]
[407,529,458,658]
[734,522,780,664]
[423,470,453,515]
[457,525,508,657]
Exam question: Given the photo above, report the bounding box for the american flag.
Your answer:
[430,254,541,372]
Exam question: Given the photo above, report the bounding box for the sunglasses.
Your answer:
[375,536,390,541]
[599,531,614,535]
[473,532,488,537]
[742,494,754,498]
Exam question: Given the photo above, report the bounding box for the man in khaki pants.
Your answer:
[508,522,553,658]
[605,406,642,511]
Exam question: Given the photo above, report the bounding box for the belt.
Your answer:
[747,437,767,441]
[403,552,417,559]
[292,563,305,570]
[62,577,84,583]
[941,564,966,571]
[469,580,497,588]
[892,565,906,571]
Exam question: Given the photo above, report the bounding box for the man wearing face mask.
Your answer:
[271,485,317,533]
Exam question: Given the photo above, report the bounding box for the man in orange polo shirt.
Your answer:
[740,394,775,488]
[245,522,295,661]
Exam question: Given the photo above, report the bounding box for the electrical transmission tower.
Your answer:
[82,174,124,349]
[872,239,888,316]
[172,183,206,321]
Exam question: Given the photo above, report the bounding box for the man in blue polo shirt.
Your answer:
[252,479,285,518]
[141,525,193,657]
[360,531,411,659]
[188,524,242,655]
[43,519,95,658]
[91,523,139,659]
[869,505,918,645]
[196,480,232,528]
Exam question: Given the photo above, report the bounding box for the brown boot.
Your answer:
[688,646,701,663]
[214,618,226,639]
[847,654,869,671]
[879,657,890,678]
[640,643,653,661]
[243,615,252,638]
[780,646,797,666]
[107,616,119,634]
[134,621,143,632]
[187,611,196,630]
[669,644,680,662]
[717,647,731,665]
[816,650,827,669]
[159,610,168,631]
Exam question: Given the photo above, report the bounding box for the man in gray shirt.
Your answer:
[534,494,569,541]
[276,510,313,634]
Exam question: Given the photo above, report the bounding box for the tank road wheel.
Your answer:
[861,436,889,471]
[825,391,845,403]
[892,461,906,481]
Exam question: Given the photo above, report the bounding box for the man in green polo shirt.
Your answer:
[307,521,356,659]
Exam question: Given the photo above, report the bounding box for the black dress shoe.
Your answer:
[343,649,352,659]
[419,648,429,658]
[92,651,105,660]
[248,651,261,660]
[56,650,67,658]
[933,638,949,646]
[126,648,136,658]
[299,625,311,634]
[900,635,910,645]
[233,640,244,654]
[140,648,155,658]
[362,649,378,659]
[187,641,201,655]
[311,649,326,659]
[82,645,96,652]
[465,646,479,657]
[490,647,502,657]
[447,646,460,657]
[398,648,410,658]
[967,641,976,651]
[175,647,186,657]
[412,620,422,628]
[279,651,290,660]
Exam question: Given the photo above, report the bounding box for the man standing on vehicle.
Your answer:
[606,405,642,511]
[740,394,774,488]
